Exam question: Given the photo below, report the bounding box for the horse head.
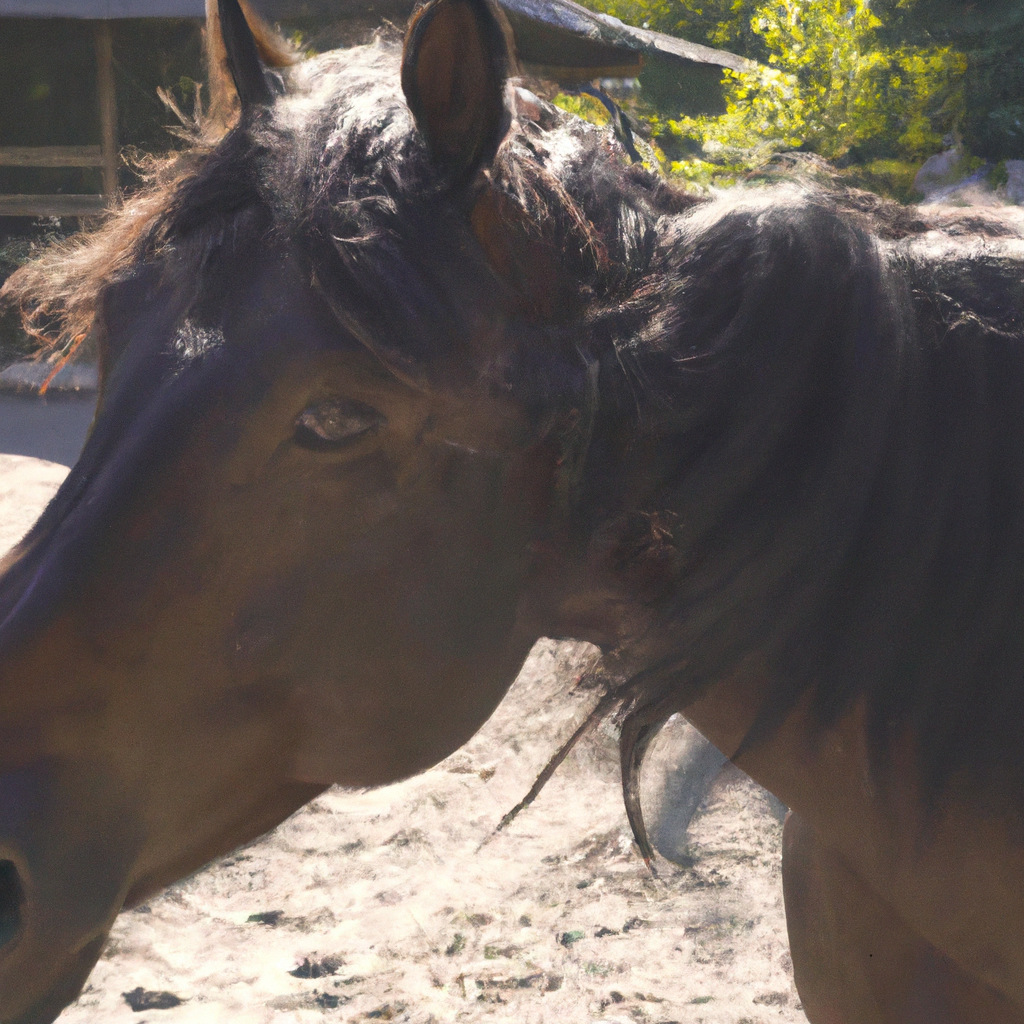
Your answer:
[0,1,682,1017]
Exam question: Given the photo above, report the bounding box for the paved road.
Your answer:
[0,393,95,467]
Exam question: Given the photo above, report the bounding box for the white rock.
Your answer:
[914,148,965,196]
[1006,160,1024,205]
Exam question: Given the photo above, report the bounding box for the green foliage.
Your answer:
[552,93,612,126]
[582,0,972,188]
[868,0,1024,159]
[663,0,966,175]
[989,160,1011,190]
[983,104,1024,159]
[839,157,926,203]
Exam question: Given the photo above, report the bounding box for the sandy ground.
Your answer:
[0,453,72,554]
[0,453,802,1024]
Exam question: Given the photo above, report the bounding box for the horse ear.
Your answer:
[206,0,294,121]
[401,0,514,184]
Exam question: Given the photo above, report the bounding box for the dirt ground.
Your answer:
[1,455,802,1024]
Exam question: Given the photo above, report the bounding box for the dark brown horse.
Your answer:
[2,0,1024,1020]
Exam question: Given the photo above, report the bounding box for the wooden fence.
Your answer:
[0,22,117,219]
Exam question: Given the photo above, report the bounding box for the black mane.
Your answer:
[595,191,1024,822]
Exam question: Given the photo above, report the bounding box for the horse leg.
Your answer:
[782,810,1024,1024]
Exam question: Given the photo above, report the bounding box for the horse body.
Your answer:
[0,0,1023,1020]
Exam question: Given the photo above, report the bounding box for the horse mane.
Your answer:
[600,187,1024,850]
[0,38,687,378]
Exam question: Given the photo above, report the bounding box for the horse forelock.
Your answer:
[1,37,675,391]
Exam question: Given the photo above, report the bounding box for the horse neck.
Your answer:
[569,191,1024,811]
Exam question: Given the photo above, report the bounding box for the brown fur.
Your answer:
[204,0,297,128]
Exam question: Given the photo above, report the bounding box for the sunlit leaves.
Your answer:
[584,0,967,182]
[671,0,965,168]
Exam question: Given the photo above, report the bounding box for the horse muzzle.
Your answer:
[0,761,140,1024]
[0,854,116,1024]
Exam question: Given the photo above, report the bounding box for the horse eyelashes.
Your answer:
[294,398,386,450]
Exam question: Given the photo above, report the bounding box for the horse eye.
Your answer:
[294,398,385,450]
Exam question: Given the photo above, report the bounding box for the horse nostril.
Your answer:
[0,861,24,947]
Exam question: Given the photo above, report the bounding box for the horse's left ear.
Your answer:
[207,0,295,124]
[402,0,514,185]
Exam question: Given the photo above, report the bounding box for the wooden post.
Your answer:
[93,21,118,203]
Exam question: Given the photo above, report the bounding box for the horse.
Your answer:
[2,0,1024,1019]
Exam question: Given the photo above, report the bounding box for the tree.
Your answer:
[883,0,1024,160]
[585,0,969,186]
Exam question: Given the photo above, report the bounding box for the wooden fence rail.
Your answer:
[0,146,104,168]
[0,194,108,217]
[0,23,116,220]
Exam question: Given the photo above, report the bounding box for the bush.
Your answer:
[585,0,967,188]
[668,1,965,174]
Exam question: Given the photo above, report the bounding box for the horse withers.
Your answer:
[2,0,1024,1020]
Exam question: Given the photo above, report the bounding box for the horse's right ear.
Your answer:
[206,0,295,123]
[402,0,514,185]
